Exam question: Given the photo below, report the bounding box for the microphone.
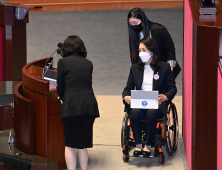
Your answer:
[57,43,63,55]
[44,42,63,69]
[57,42,63,48]
[42,42,63,80]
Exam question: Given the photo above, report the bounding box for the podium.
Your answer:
[13,58,66,169]
[0,4,31,81]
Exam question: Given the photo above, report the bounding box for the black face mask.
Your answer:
[131,22,143,33]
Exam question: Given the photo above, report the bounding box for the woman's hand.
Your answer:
[124,96,131,105]
[157,94,168,105]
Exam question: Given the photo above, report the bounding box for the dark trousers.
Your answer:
[129,102,168,146]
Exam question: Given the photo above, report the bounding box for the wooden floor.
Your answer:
[8,0,183,12]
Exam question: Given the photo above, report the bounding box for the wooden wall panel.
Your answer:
[0,26,5,81]
[41,1,183,12]
[0,5,14,25]
[5,25,13,80]
[2,6,14,80]
[8,0,183,4]
[188,0,222,169]
[192,25,219,170]
[11,19,27,81]
[0,5,28,81]
[7,0,183,12]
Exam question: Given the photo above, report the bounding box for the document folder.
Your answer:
[131,90,159,109]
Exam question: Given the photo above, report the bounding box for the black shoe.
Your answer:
[133,150,142,157]
[142,150,151,157]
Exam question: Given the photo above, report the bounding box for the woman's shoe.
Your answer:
[133,150,142,157]
[142,150,151,157]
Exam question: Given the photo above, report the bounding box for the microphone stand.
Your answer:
[42,54,56,81]
[42,42,63,81]
[44,49,58,70]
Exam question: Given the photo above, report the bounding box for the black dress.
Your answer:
[63,116,95,149]
[57,53,100,149]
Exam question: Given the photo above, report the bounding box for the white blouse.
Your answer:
[141,65,154,91]
[139,32,152,40]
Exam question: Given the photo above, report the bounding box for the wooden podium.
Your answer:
[13,58,66,169]
[0,4,31,81]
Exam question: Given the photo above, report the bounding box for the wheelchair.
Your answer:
[121,102,179,164]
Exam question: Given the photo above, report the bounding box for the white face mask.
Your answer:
[139,52,152,63]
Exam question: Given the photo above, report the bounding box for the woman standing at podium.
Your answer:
[57,35,100,170]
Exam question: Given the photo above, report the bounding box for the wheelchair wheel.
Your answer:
[164,103,179,156]
[121,115,132,162]
[121,114,134,147]
[121,116,127,148]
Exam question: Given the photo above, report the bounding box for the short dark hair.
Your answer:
[138,37,160,71]
[62,35,87,58]
[127,8,151,63]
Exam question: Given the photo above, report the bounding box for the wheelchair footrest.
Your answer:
[129,154,154,158]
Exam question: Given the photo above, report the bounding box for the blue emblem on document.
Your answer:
[142,101,148,107]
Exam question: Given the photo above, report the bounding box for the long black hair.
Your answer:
[62,35,87,58]
[128,8,150,63]
[138,37,160,71]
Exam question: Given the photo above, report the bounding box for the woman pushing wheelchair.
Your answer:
[122,37,177,157]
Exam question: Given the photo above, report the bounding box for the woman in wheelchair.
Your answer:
[122,37,177,157]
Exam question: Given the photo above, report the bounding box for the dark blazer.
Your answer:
[122,61,177,113]
[131,21,176,64]
[57,53,100,121]
[149,21,175,62]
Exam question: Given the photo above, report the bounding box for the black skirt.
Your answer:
[63,115,95,149]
